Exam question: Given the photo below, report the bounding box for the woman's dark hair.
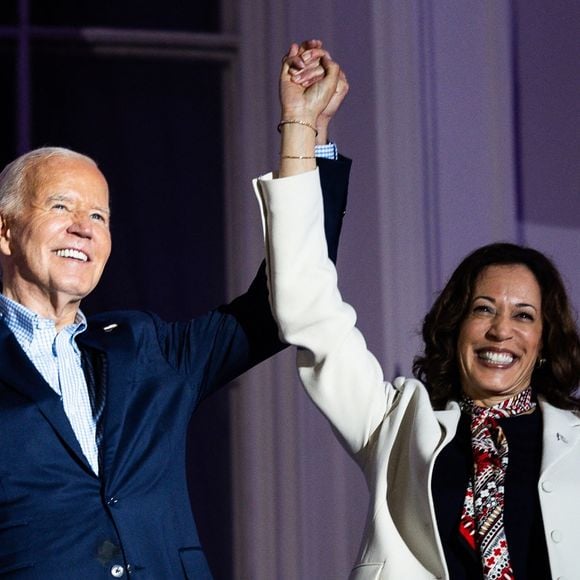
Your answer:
[412,242,580,410]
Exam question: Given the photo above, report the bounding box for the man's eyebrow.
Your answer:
[44,193,70,202]
[43,193,111,215]
[92,205,111,216]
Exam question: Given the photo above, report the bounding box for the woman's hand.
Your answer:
[278,40,342,177]
[285,40,349,144]
[280,41,341,128]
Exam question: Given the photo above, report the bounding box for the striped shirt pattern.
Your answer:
[0,294,99,474]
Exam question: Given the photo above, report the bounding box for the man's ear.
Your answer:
[0,213,13,256]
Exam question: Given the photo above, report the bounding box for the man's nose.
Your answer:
[67,213,93,238]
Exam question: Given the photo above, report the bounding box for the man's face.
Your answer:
[0,156,112,309]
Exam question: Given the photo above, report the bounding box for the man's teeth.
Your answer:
[55,249,88,262]
[478,351,514,364]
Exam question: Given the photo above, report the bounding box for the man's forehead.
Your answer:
[33,154,99,179]
[30,156,109,201]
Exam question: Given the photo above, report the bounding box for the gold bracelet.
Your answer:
[277,119,318,137]
[280,154,316,159]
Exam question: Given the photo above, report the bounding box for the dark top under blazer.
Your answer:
[0,158,351,579]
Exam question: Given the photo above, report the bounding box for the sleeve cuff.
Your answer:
[314,142,338,161]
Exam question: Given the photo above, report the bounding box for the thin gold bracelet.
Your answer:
[277,119,318,137]
[280,155,316,159]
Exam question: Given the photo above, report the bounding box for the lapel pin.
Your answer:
[103,324,118,332]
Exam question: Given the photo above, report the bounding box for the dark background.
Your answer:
[1,2,233,578]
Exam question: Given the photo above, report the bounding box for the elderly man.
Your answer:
[0,45,350,579]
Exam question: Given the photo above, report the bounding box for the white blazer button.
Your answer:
[551,530,563,543]
[541,480,554,492]
[110,564,125,577]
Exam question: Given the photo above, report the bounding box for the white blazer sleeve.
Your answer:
[254,169,395,456]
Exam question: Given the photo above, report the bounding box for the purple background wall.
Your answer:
[230,1,580,578]
[2,1,579,578]
[515,0,580,310]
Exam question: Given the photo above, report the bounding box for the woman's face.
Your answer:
[457,264,543,406]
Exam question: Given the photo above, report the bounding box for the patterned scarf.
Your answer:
[458,386,536,580]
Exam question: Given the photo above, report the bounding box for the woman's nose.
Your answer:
[486,314,513,341]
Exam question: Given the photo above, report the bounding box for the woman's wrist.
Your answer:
[278,122,317,177]
[277,119,318,137]
[280,106,317,123]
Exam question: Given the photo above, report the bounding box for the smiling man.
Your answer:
[0,141,350,578]
[0,151,111,329]
[0,45,350,578]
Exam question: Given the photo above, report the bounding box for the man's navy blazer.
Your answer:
[0,158,350,579]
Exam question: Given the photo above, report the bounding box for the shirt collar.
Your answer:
[0,293,87,348]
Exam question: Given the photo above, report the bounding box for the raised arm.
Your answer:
[285,39,350,146]
[278,43,340,177]
[254,46,392,456]
[169,43,352,399]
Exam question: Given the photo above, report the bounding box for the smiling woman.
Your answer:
[258,123,580,578]
[413,243,580,413]
[456,264,543,406]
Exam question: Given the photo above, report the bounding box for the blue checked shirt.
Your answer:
[0,144,337,477]
[0,294,100,474]
[315,142,338,160]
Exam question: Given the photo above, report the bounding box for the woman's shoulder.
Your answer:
[389,376,461,415]
[389,376,435,408]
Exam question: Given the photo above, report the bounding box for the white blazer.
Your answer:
[255,169,580,580]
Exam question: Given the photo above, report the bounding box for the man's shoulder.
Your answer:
[86,309,150,321]
[78,311,166,357]
[84,310,162,338]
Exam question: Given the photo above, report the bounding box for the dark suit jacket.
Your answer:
[0,157,350,579]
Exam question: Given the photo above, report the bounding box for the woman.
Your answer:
[259,45,580,579]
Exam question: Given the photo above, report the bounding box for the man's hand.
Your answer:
[315,68,348,144]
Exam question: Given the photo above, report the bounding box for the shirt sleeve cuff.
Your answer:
[314,142,338,161]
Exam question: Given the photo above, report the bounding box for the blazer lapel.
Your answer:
[390,388,460,579]
[77,320,134,477]
[435,401,462,449]
[539,397,580,477]
[0,320,95,474]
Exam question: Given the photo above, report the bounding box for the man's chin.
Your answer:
[56,285,96,304]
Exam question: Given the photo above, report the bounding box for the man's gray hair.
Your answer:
[0,147,97,218]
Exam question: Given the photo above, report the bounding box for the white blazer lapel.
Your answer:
[435,401,462,449]
[539,397,580,477]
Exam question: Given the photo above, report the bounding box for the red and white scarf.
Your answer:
[459,387,536,580]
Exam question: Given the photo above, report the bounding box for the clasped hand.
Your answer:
[280,39,348,139]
